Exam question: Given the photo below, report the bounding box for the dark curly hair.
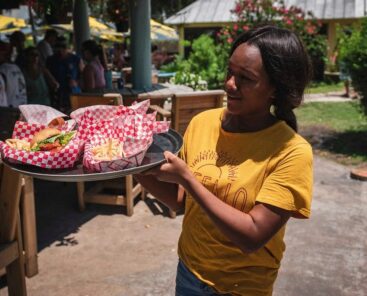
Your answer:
[230,25,312,132]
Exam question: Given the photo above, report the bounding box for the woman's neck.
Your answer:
[222,111,277,133]
[25,64,39,75]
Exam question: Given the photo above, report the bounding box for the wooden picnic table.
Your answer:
[120,83,193,106]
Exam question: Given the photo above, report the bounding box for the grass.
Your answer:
[296,101,367,165]
[306,81,344,94]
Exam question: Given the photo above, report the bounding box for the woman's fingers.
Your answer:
[163,151,176,162]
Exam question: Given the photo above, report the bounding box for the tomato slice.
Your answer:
[39,140,62,151]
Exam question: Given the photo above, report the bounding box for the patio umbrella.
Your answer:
[0,15,27,31]
[122,19,178,41]
[52,17,124,42]
[150,19,178,41]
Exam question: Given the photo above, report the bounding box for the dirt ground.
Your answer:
[1,153,366,296]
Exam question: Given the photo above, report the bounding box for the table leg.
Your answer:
[126,175,133,217]
[77,182,86,212]
[21,176,38,278]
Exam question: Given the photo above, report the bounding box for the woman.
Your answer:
[81,40,106,91]
[22,47,59,105]
[135,25,313,296]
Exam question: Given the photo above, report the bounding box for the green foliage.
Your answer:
[162,35,228,89]
[339,18,367,115]
[170,72,208,90]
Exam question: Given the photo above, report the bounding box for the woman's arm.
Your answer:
[42,68,59,91]
[146,151,291,253]
[134,174,185,211]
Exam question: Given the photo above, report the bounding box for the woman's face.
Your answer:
[27,50,39,65]
[225,43,275,117]
[82,48,93,61]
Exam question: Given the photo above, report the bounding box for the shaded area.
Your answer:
[32,179,178,252]
[299,125,367,165]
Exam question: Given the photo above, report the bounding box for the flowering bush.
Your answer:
[217,0,327,80]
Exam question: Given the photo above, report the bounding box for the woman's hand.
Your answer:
[143,151,192,186]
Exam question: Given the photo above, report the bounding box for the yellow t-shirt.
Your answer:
[178,108,313,296]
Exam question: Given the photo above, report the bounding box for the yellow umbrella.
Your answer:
[52,18,124,42]
[88,17,110,31]
[0,16,27,31]
[150,19,178,41]
[124,19,179,41]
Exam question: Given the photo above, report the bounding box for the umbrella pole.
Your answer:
[28,2,37,45]
[129,0,152,91]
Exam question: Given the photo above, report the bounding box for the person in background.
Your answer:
[8,30,26,68]
[151,44,168,69]
[0,74,7,107]
[0,41,27,107]
[46,36,82,111]
[22,47,59,105]
[112,43,127,70]
[0,64,7,107]
[81,39,106,91]
[37,29,58,66]
[135,25,313,296]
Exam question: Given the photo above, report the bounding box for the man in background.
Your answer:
[37,29,58,66]
[0,41,27,107]
[46,36,83,111]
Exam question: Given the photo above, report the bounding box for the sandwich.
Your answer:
[29,128,76,152]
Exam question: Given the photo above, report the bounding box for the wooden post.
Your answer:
[126,175,133,216]
[21,176,38,277]
[178,25,185,58]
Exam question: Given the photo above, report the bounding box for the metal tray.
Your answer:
[3,129,183,182]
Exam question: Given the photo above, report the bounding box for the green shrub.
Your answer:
[339,18,367,114]
[162,35,227,89]
[170,72,208,90]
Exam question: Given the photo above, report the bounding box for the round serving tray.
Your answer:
[3,129,183,182]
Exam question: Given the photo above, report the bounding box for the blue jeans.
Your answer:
[175,260,230,296]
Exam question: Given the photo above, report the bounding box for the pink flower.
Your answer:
[286,19,293,25]
[227,37,233,44]
[306,26,315,34]
[233,24,239,31]
[242,25,249,31]
[234,4,242,14]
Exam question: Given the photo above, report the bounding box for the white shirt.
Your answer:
[37,40,53,65]
[0,63,27,107]
[0,74,7,107]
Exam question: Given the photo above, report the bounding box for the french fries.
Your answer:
[5,139,31,151]
[91,138,124,161]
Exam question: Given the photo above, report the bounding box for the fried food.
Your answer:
[48,117,65,129]
[5,139,31,151]
[91,139,124,161]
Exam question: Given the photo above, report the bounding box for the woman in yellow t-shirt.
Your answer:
[135,25,313,296]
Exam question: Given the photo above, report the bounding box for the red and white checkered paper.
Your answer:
[19,104,75,131]
[0,121,82,169]
[73,100,170,172]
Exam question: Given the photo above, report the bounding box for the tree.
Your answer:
[217,0,327,81]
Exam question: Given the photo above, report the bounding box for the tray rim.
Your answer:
[2,129,183,182]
